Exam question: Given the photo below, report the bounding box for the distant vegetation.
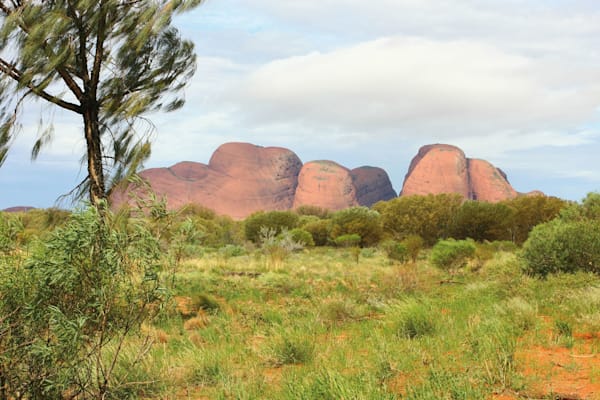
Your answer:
[2,192,600,398]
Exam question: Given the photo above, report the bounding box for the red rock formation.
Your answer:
[351,166,397,207]
[293,160,359,211]
[2,206,35,212]
[401,144,470,198]
[468,159,517,202]
[401,144,520,202]
[111,143,303,219]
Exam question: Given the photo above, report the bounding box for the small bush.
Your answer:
[0,212,23,253]
[522,219,600,276]
[380,240,408,263]
[430,238,476,271]
[402,234,424,263]
[244,211,299,243]
[260,227,305,269]
[218,244,246,258]
[303,219,332,246]
[334,233,361,248]
[295,205,330,219]
[289,228,315,247]
[267,330,315,366]
[392,299,436,339]
[330,206,382,247]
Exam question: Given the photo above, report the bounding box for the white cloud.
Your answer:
[226,37,600,147]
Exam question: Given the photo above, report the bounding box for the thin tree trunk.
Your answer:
[83,103,106,206]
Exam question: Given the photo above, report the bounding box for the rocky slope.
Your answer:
[293,161,359,211]
[351,167,397,207]
[111,143,303,220]
[401,144,518,202]
[112,142,397,218]
[111,141,526,219]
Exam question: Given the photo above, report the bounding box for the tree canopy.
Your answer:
[0,0,201,204]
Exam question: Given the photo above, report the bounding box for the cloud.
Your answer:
[226,37,600,148]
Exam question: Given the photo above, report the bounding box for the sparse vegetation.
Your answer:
[0,193,599,399]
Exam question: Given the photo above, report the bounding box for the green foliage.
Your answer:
[0,0,202,202]
[333,233,361,248]
[430,238,477,271]
[521,219,600,276]
[450,201,513,242]
[0,211,23,253]
[260,227,305,269]
[289,228,315,247]
[284,368,396,400]
[244,211,299,244]
[218,244,246,258]
[0,205,165,398]
[402,234,424,263]
[392,299,437,339]
[330,206,382,247]
[267,329,315,366]
[294,205,331,219]
[502,195,567,244]
[302,219,332,246]
[375,194,463,245]
[380,239,408,263]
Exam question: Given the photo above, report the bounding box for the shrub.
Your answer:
[521,219,600,276]
[294,205,330,219]
[303,219,332,246]
[402,234,424,263]
[244,211,299,244]
[430,238,476,271]
[260,227,305,269]
[392,299,436,339]
[375,194,462,246]
[503,194,568,244]
[218,244,246,258]
[330,206,382,247]
[334,233,361,248]
[450,201,513,242]
[267,330,315,366]
[0,205,165,398]
[0,212,23,253]
[289,228,315,247]
[380,240,408,263]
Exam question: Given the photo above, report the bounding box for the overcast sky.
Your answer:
[2,0,600,208]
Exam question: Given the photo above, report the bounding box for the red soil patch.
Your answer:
[494,331,600,400]
[517,342,600,400]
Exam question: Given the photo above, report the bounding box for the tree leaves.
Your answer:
[0,0,202,202]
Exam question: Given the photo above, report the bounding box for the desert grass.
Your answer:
[123,248,600,399]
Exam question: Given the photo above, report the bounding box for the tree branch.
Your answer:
[0,58,82,113]
[1,0,85,101]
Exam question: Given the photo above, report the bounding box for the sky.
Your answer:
[2,0,600,208]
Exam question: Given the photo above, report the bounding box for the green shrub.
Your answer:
[392,299,436,339]
[375,194,463,246]
[380,239,408,263]
[0,205,165,398]
[333,233,361,248]
[330,206,382,247]
[267,330,315,366]
[0,212,23,253]
[244,211,299,244]
[430,238,476,271]
[521,219,600,276]
[218,244,246,258]
[289,228,315,247]
[402,234,424,263]
[303,219,332,246]
[295,205,331,219]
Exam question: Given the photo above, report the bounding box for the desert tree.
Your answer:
[0,0,201,205]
